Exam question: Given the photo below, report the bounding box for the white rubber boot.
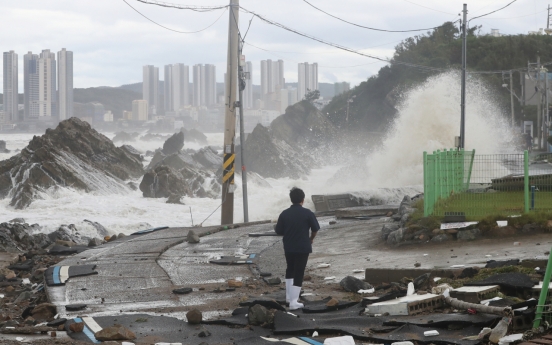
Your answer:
[285,279,294,303]
[288,285,304,310]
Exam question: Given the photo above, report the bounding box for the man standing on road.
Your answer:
[275,187,320,310]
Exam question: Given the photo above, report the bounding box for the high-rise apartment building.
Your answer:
[260,59,285,99]
[24,52,39,120]
[2,51,18,122]
[38,49,57,117]
[243,61,253,109]
[164,63,190,113]
[143,65,158,117]
[297,62,318,101]
[57,48,73,121]
[132,100,148,121]
[192,64,216,107]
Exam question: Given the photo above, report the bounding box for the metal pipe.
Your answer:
[238,42,249,223]
[460,4,467,149]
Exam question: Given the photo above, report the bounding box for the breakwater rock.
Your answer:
[0,117,144,209]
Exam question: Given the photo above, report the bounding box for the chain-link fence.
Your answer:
[424,150,552,218]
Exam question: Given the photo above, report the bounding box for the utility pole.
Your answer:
[221,0,239,225]
[510,70,515,127]
[537,56,542,150]
[546,71,550,151]
[238,45,249,223]
[460,4,467,149]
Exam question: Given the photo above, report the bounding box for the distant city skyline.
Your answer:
[2,1,540,92]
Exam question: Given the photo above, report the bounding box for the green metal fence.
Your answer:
[423,150,552,218]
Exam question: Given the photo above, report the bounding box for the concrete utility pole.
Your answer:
[238,47,249,223]
[460,3,467,149]
[221,0,239,225]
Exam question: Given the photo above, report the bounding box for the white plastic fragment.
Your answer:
[536,267,540,271]
[423,254,428,256]
[358,288,375,294]
[317,263,331,268]
[312,331,319,337]
[443,288,450,298]
[424,330,439,337]
[433,277,441,282]
[478,327,492,339]
[323,335,355,345]
[498,333,523,345]
[324,276,336,280]
[513,242,520,246]
[122,342,136,345]
[353,269,363,273]
[485,255,492,258]
[0,294,4,298]
[450,264,465,268]
[480,296,502,305]
[16,337,25,342]
[22,278,31,285]
[391,342,415,345]
[496,221,508,227]
[407,282,415,296]
[286,312,298,317]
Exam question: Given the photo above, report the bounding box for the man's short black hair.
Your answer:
[290,187,305,204]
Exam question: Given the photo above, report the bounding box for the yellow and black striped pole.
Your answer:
[223,153,235,186]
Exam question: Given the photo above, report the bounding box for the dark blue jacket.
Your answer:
[275,204,320,253]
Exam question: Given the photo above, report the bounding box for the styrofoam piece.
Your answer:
[423,254,428,256]
[358,288,375,294]
[433,277,441,282]
[391,342,414,345]
[498,333,523,345]
[450,264,465,268]
[22,278,31,285]
[407,282,414,296]
[440,222,477,230]
[443,289,450,298]
[312,331,319,337]
[496,221,508,227]
[485,255,492,257]
[317,263,331,268]
[155,343,182,345]
[424,330,439,337]
[16,338,25,342]
[0,294,4,298]
[324,335,355,345]
[122,343,136,345]
[324,276,335,280]
[353,269,363,273]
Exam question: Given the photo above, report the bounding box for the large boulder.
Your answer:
[0,222,53,252]
[193,147,222,169]
[139,165,192,198]
[183,128,208,145]
[237,101,338,179]
[0,118,144,209]
[381,223,400,240]
[162,131,185,155]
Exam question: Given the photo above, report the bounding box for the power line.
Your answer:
[401,0,458,15]
[482,7,548,20]
[122,0,227,34]
[302,0,454,33]
[239,6,448,72]
[134,0,228,12]
[469,0,518,22]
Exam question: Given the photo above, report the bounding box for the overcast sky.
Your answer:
[0,0,550,91]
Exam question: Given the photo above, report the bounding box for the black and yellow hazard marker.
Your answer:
[223,153,235,184]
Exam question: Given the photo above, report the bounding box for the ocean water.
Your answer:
[0,73,517,237]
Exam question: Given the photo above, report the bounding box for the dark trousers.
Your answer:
[285,252,309,287]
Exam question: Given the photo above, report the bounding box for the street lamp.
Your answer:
[346,95,356,124]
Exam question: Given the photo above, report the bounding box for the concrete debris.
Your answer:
[186,309,202,324]
[248,304,274,326]
[95,324,137,341]
[187,230,200,243]
[339,276,372,292]
[424,330,439,336]
[69,322,84,333]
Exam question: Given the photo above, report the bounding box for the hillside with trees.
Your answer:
[324,22,552,132]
